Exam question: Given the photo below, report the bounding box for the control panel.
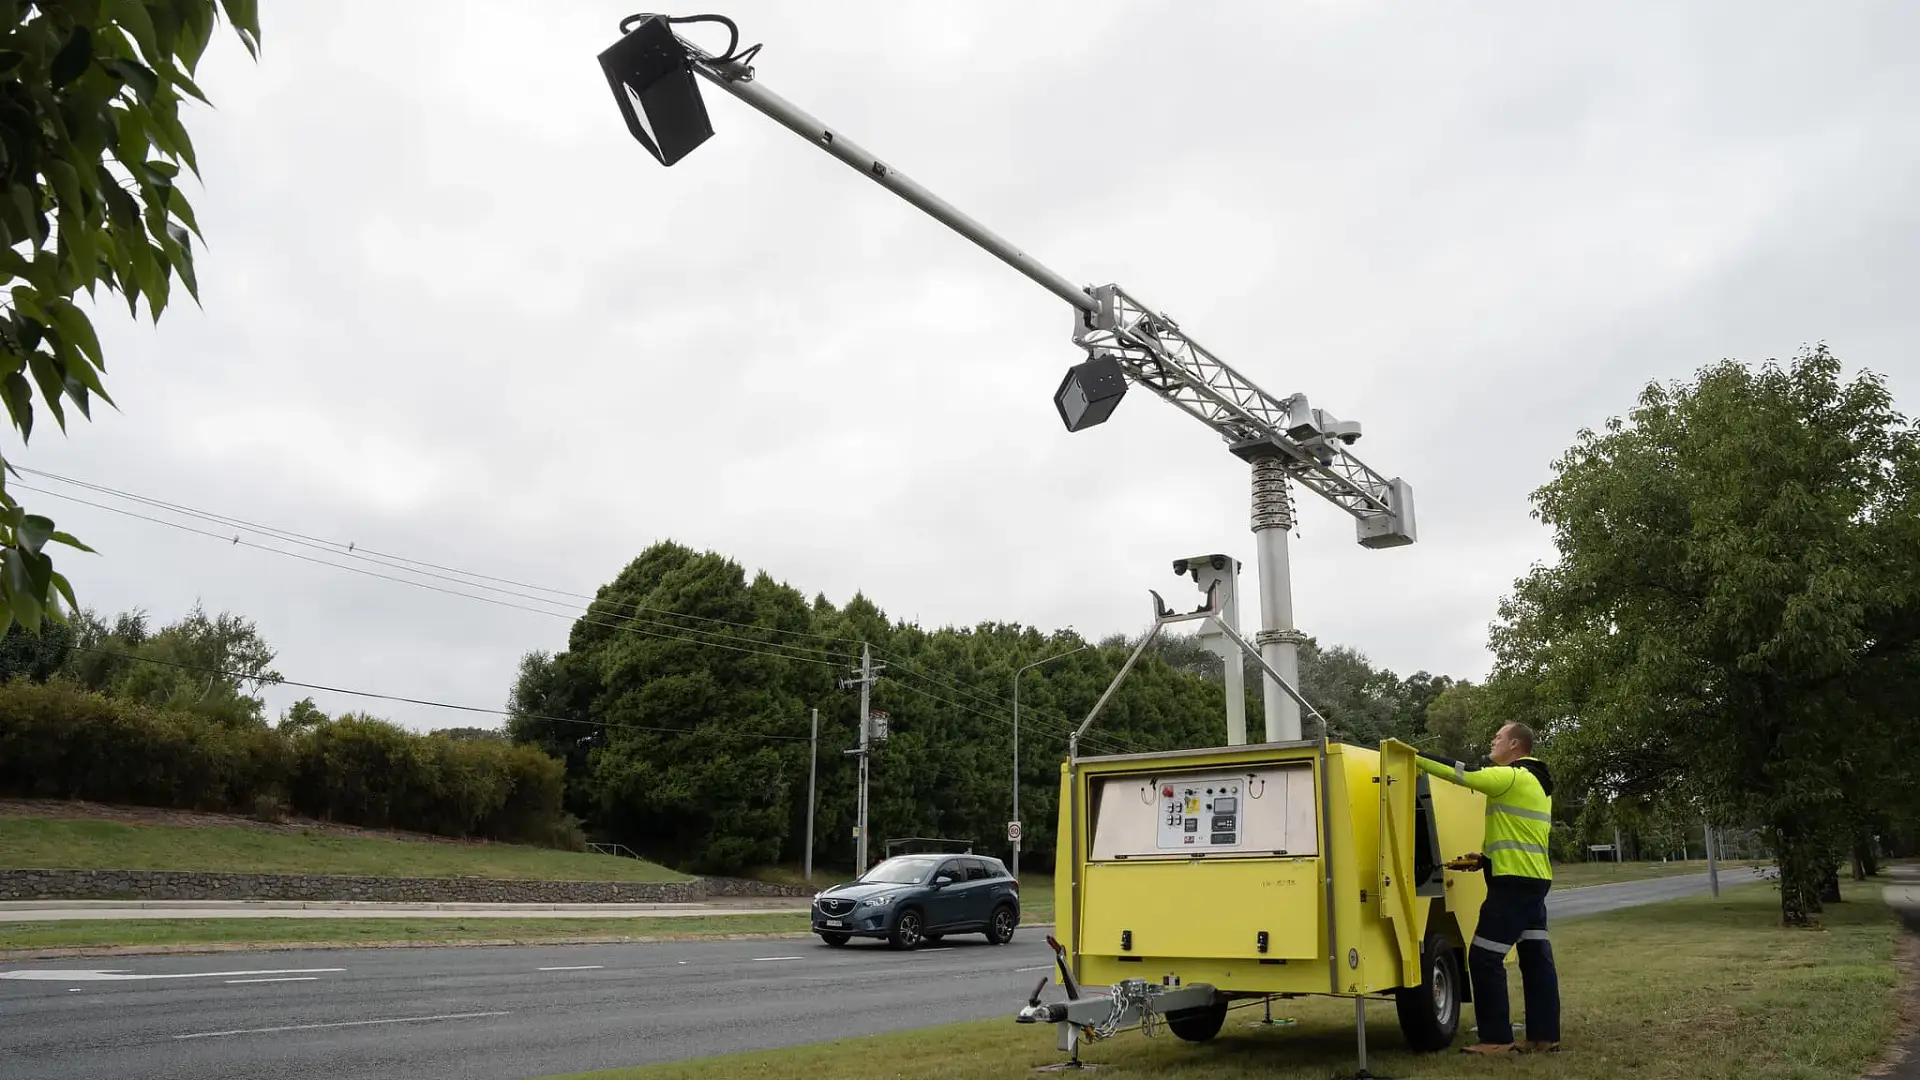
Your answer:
[1088,762,1318,862]
[1155,773,1244,850]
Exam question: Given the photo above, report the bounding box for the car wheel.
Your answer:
[1165,999,1228,1042]
[817,932,850,947]
[1394,926,1463,1052]
[987,905,1017,945]
[887,909,925,950]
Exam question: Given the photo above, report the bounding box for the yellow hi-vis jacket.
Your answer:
[1414,752,1555,882]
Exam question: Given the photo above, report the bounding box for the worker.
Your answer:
[1415,722,1561,1055]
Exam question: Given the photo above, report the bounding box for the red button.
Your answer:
[1162,786,1174,798]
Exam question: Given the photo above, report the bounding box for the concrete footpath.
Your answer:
[1882,864,1920,1080]
[0,897,811,921]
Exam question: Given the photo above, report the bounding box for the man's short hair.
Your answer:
[1503,722,1535,754]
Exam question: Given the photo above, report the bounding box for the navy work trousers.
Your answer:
[1467,875,1560,1044]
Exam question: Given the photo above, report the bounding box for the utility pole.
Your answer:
[839,644,886,874]
[804,707,818,884]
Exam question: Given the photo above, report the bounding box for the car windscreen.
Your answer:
[860,856,940,884]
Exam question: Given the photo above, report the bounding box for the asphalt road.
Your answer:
[0,899,809,921]
[0,870,1760,1080]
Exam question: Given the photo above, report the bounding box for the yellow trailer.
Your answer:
[1013,592,1492,1074]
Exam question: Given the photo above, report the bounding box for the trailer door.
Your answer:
[1376,738,1423,982]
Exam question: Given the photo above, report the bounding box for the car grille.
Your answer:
[817,898,855,917]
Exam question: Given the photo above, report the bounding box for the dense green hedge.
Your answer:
[0,678,578,848]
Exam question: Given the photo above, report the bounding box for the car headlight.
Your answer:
[858,893,895,908]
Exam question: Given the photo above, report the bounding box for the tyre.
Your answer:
[987,904,1017,945]
[886,908,926,950]
[817,932,850,946]
[1394,926,1464,1052]
[1164,999,1228,1043]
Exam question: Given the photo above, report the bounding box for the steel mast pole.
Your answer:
[688,55,1097,314]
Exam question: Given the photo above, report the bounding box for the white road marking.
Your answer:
[537,965,603,972]
[751,956,801,962]
[918,947,953,953]
[225,977,318,984]
[174,1010,508,1040]
[1016,965,1053,972]
[1,967,343,983]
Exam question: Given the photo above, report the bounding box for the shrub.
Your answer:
[0,677,572,846]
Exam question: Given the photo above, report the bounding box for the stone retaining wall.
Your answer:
[0,869,812,904]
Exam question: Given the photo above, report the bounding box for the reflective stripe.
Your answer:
[1471,934,1511,954]
[1519,930,1550,942]
[1485,840,1549,856]
[1453,764,1467,784]
[1487,803,1552,823]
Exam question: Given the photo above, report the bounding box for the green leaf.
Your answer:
[219,0,261,58]
[45,297,104,372]
[99,171,139,233]
[168,186,201,240]
[110,0,161,66]
[1,370,33,441]
[50,26,94,89]
[102,58,160,105]
[129,238,168,320]
[50,530,96,554]
[50,568,78,614]
[0,52,23,75]
[23,547,52,598]
[9,183,38,251]
[176,0,215,74]
[3,547,42,633]
[163,221,197,303]
[18,514,52,554]
[23,350,68,432]
[170,65,211,107]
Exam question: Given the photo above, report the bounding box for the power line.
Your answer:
[15,483,850,670]
[21,472,1137,751]
[59,644,815,743]
[17,467,853,648]
[869,644,1150,755]
[881,675,1128,755]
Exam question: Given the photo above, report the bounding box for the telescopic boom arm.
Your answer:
[598,13,1419,741]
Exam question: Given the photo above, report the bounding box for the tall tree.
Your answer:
[0,0,260,633]
[62,601,280,725]
[1487,346,1920,925]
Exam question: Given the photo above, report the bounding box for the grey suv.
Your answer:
[811,853,1021,949]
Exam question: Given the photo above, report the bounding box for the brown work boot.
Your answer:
[1459,1042,1520,1055]
[1520,1040,1561,1053]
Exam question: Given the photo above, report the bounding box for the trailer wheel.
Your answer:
[1394,929,1463,1052]
[1164,1000,1228,1043]
[817,932,850,946]
[887,908,926,950]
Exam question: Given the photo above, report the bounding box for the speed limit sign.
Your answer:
[1007,821,1022,842]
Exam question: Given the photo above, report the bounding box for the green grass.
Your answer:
[0,817,691,882]
[1550,858,1760,890]
[0,912,814,953]
[540,878,1902,1080]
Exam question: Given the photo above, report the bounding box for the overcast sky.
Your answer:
[19,0,1918,731]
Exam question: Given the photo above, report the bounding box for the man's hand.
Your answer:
[1446,852,1487,872]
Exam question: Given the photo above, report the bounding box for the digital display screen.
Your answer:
[1213,796,1236,814]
